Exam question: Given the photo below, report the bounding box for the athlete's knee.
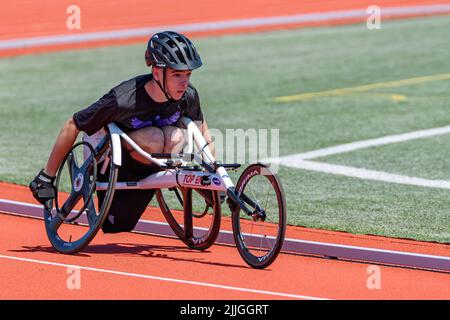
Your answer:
[168,127,186,145]
[146,127,165,151]
[128,126,164,153]
[163,127,187,153]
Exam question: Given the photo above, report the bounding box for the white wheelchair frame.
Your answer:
[45,116,286,269]
[94,116,233,194]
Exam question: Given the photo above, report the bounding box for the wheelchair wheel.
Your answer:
[231,163,286,269]
[156,187,221,250]
[43,134,118,254]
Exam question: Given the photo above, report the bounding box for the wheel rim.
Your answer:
[54,142,97,223]
[156,187,221,250]
[233,164,286,268]
[44,136,118,253]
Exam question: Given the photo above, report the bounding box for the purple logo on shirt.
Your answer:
[131,111,181,129]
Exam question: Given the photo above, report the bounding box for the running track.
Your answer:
[2,0,450,56]
[1,183,449,299]
[0,211,449,300]
[1,0,449,299]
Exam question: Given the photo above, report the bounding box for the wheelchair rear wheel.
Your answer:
[44,134,118,254]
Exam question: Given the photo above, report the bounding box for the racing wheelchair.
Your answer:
[43,117,286,269]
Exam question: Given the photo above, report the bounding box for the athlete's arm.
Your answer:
[200,119,215,159]
[30,117,80,204]
[44,117,80,176]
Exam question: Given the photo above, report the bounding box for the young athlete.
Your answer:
[29,31,214,233]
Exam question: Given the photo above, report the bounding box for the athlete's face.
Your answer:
[155,67,192,100]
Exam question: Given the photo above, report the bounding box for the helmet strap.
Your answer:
[154,68,173,102]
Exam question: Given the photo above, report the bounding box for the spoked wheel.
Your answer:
[156,187,221,250]
[231,163,286,269]
[44,136,118,254]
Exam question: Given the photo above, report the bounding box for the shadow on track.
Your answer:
[8,242,254,270]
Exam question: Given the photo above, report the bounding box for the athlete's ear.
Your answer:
[145,49,152,67]
[152,66,161,81]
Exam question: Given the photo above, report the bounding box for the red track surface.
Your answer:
[1,211,450,300]
[1,1,450,300]
[1,0,449,57]
[1,183,449,299]
[2,181,450,257]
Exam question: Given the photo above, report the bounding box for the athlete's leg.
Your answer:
[101,127,163,234]
[162,126,187,153]
[124,126,164,164]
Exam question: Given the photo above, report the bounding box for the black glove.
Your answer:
[29,169,56,205]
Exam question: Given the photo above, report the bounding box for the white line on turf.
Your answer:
[1,4,450,50]
[285,160,450,189]
[0,254,329,300]
[275,125,450,161]
[263,125,450,189]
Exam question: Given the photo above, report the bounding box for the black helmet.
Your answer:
[145,31,202,70]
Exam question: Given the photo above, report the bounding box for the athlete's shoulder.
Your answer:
[111,74,152,108]
[111,74,152,96]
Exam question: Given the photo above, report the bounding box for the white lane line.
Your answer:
[0,199,317,243]
[0,254,329,300]
[0,198,42,208]
[2,198,448,260]
[1,4,450,50]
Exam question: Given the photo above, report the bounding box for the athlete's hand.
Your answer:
[29,169,56,205]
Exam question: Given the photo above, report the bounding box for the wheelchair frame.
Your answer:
[45,116,286,269]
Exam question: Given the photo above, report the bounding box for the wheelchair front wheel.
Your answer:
[231,163,286,269]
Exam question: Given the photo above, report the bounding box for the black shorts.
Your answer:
[97,147,159,233]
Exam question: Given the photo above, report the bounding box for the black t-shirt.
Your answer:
[73,74,204,135]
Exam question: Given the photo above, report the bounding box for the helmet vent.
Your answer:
[147,31,202,70]
[175,50,184,63]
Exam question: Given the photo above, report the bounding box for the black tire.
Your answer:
[231,163,286,269]
[44,133,118,254]
[156,187,221,250]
